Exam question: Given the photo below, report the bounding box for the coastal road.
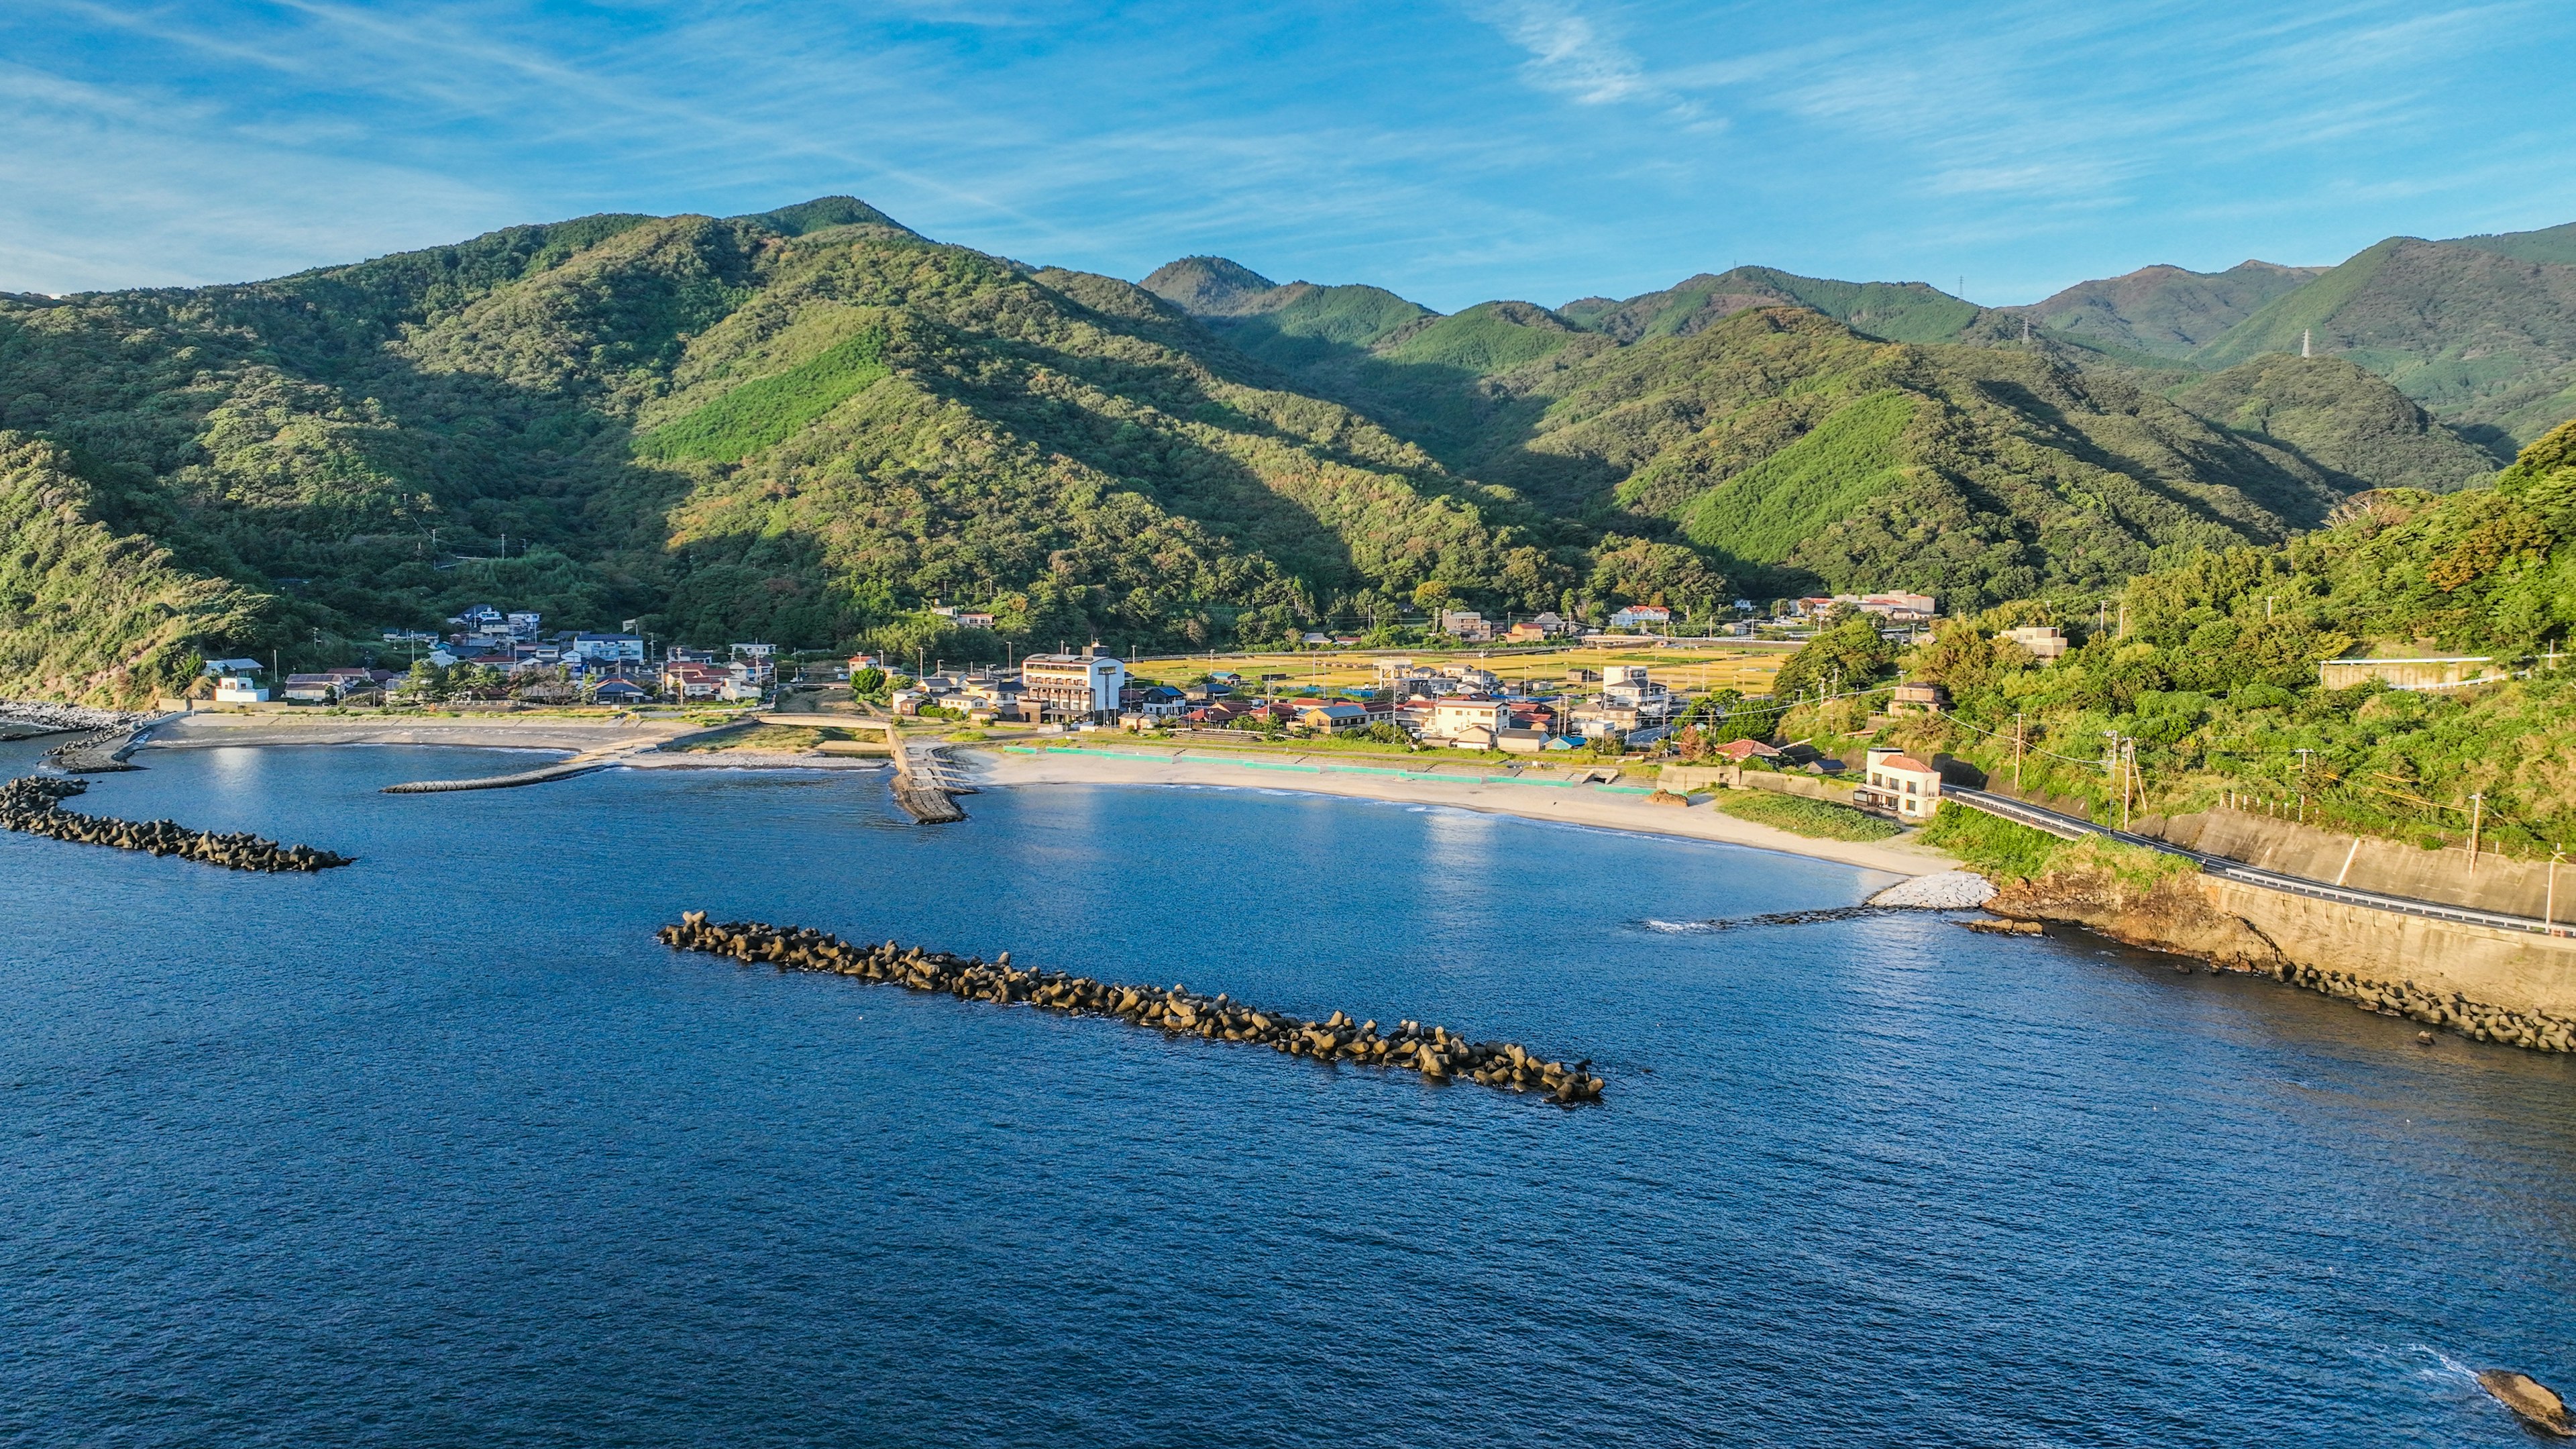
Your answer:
[1944,786,2569,937]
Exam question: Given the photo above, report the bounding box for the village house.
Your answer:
[1998,625,2068,662]
[1446,723,1499,751]
[1705,737,1780,763]
[1297,702,1371,734]
[1185,700,1260,729]
[1890,681,1948,714]
[1436,608,1494,643]
[663,661,729,700]
[1421,696,1508,744]
[1856,747,1943,819]
[1375,659,1441,700]
[1120,683,1189,719]
[1607,604,1671,631]
[1601,665,1679,721]
[570,633,645,667]
[205,659,268,703]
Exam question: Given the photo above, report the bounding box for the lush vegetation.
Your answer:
[2188,234,2576,446]
[0,436,275,702]
[1835,419,2576,857]
[1709,788,1903,841]
[2169,355,2495,494]
[2025,261,2321,359]
[640,330,890,461]
[5,194,2571,707]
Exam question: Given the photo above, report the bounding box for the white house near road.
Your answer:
[1858,747,1943,819]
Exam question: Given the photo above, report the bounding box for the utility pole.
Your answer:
[2467,793,2483,874]
[2122,737,2137,830]
[2013,710,2025,789]
[2551,847,2565,935]
[2104,730,2121,822]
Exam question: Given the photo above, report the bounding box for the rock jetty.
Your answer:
[2265,960,2575,1052]
[657,913,1607,1105]
[0,775,352,872]
[0,701,148,736]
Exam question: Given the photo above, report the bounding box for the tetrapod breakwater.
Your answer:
[0,776,353,872]
[657,914,1607,1106]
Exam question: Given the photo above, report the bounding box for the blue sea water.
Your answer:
[2,739,2570,1447]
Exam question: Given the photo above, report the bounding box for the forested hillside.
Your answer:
[2017,261,2322,359]
[1858,419,2576,855]
[2,195,2571,705]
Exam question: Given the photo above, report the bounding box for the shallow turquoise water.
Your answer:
[3,739,2570,1446]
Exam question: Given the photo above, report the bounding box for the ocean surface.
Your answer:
[3,738,2571,1447]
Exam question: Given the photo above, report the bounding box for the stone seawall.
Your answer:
[1988,858,2576,1051]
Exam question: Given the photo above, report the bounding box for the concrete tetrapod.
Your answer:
[656,914,1605,1106]
[0,775,352,872]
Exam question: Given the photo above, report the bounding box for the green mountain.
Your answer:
[1558,266,1978,345]
[2021,260,2322,358]
[0,202,1591,699]
[1880,418,2576,855]
[2187,231,2576,447]
[1470,307,2357,605]
[2167,355,2496,494]
[0,197,2555,704]
[0,437,276,701]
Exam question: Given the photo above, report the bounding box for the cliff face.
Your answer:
[1988,858,2286,969]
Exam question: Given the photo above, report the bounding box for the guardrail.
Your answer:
[1941,786,2571,938]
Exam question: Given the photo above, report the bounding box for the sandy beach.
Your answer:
[960,743,1955,880]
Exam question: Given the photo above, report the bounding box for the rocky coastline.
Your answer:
[1985,855,2576,1053]
[0,775,352,872]
[659,914,1607,1105]
[0,702,152,736]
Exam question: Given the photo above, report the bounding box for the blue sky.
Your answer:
[6,1,2575,309]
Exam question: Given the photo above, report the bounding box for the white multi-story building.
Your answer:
[1021,647,1125,721]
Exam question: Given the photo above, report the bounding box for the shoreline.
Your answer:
[112,713,1951,879]
[957,744,1955,880]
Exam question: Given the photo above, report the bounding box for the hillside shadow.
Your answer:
[1974,376,2331,533]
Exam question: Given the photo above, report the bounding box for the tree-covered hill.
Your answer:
[2,197,2568,705]
[1862,418,2576,856]
[1557,267,1979,345]
[2015,260,2323,359]
[0,203,1590,698]
[1468,307,2359,606]
[2186,233,2576,447]
[2167,355,2498,494]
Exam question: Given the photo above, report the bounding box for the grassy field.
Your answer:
[1709,788,1905,842]
[1122,643,1787,698]
[670,722,862,753]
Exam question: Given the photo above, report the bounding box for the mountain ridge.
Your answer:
[0,195,2567,703]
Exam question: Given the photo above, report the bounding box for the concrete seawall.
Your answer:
[1990,855,2576,1046]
